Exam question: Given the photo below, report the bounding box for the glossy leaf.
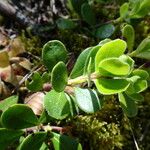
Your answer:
[74,88,101,113]
[56,18,77,30]
[1,104,39,129]
[26,72,43,92]
[0,128,24,150]
[51,62,68,92]
[42,40,68,71]
[51,132,82,150]
[119,93,138,117]
[81,3,96,25]
[95,24,115,39]
[70,47,92,78]
[95,78,130,95]
[0,95,18,112]
[120,3,129,19]
[44,90,70,120]
[95,39,127,71]
[98,58,130,77]
[122,24,135,52]
[130,37,150,59]
[19,132,47,150]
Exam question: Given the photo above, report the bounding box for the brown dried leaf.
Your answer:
[0,66,18,85]
[7,38,25,58]
[0,80,10,100]
[0,32,9,47]
[19,58,32,70]
[0,50,9,68]
[25,92,45,115]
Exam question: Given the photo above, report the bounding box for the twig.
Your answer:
[139,121,150,142]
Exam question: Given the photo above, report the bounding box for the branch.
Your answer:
[0,1,31,27]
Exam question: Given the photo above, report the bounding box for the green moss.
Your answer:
[20,31,42,56]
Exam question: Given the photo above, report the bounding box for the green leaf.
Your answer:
[51,62,68,92]
[40,142,49,150]
[0,128,24,150]
[74,88,101,113]
[95,78,130,95]
[51,132,82,150]
[81,3,96,25]
[127,93,144,101]
[98,58,130,77]
[1,104,39,129]
[41,72,50,83]
[134,79,147,93]
[126,76,148,93]
[98,39,112,46]
[130,0,150,18]
[132,69,149,80]
[44,90,70,120]
[70,47,92,79]
[119,55,134,73]
[118,93,138,117]
[0,95,18,112]
[26,72,43,92]
[42,40,68,72]
[95,39,127,71]
[122,24,135,52]
[70,0,87,15]
[130,37,150,59]
[95,24,115,39]
[19,132,47,150]
[65,94,78,117]
[120,3,129,19]
[84,45,100,74]
[56,18,77,30]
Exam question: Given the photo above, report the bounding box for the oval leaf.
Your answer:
[132,69,149,80]
[95,39,127,71]
[70,0,87,15]
[0,95,18,112]
[51,62,68,92]
[42,40,68,72]
[0,128,24,150]
[120,3,129,19]
[19,132,47,150]
[122,24,135,52]
[56,18,77,30]
[44,90,71,120]
[74,88,101,113]
[51,132,82,150]
[95,78,130,95]
[1,104,39,129]
[119,93,138,117]
[26,72,43,92]
[98,58,130,77]
[81,3,96,25]
[95,24,115,39]
[70,47,92,79]
[130,37,150,59]
[84,45,100,74]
